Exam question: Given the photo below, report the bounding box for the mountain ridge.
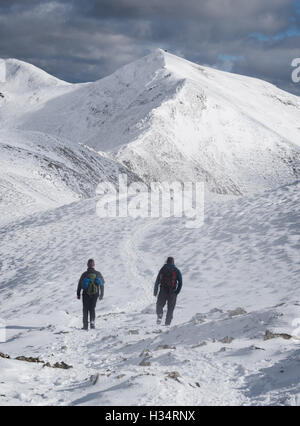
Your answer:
[0,49,299,214]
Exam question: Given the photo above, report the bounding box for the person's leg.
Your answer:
[165,292,177,326]
[156,287,168,323]
[90,294,98,328]
[82,294,89,330]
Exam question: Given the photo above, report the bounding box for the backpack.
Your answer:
[160,265,177,289]
[82,273,102,296]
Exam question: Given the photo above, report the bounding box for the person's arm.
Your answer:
[98,271,105,284]
[77,273,85,299]
[99,284,104,300]
[154,270,161,296]
[175,268,182,294]
[97,271,105,300]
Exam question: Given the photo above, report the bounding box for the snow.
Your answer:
[0,50,299,406]
[3,48,298,195]
[0,182,299,406]
[0,129,140,225]
[0,58,74,127]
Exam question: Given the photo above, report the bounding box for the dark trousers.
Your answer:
[156,286,177,325]
[82,293,98,329]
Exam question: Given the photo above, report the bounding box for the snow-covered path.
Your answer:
[0,182,300,405]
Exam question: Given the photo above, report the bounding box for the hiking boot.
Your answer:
[157,317,162,325]
[82,327,88,331]
[90,323,95,329]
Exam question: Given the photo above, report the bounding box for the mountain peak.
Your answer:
[0,58,69,91]
[1,50,299,196]
[148,47,169,59]
[143,48,182,68]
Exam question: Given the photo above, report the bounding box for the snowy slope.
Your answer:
[0,50,299,406]
[0,181,299,405]
[0,129,140,225]
[6,49,300,195]
[0,58,76,127]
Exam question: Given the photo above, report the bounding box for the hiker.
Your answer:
[77,259,105,330]
[154,257,182,326]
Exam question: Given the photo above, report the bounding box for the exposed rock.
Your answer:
[128,329,139,335]
[0,352,10,359]
[228,307,247,318]
[136,372,156,378]
[166,371,181,381]
[52,361,73,370]
[219,336,234,344]
[251,345,266,351]
[192,313,206,324]
[117,374,126,379]
[139,349,151,358]
[210,308,223,314]
[15,356,44,363]
[192,342,207,349]
[43,361,73,369]
[264,330,292,341]
[39,325,53,331]
[3,352,73,370]
[139,358,151,367]
[155,344,176,351]
[90,373,99,385]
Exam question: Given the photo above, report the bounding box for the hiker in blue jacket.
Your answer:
[154,257,182,326]
[77,259,105,330]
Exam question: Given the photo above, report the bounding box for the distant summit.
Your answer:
[0,58,69,91]
[1,50,299,196]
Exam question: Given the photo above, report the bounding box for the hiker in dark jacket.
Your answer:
[154,257,182,326]
[77,259,105,330]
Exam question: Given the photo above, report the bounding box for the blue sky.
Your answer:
[0,0,299,94]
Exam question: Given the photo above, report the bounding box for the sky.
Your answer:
[0,0,299,94]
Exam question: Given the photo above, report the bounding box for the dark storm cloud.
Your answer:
[86,0,295,39]
[0,0,299,94]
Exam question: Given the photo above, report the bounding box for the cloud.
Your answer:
[0,0,299,94]
[85,0,295,36]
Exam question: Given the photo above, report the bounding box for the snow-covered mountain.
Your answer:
[0,59,142,222]
[2,49,299,195]
[0,58,74,126]
[0,128,141,225]
[0,50,299,406]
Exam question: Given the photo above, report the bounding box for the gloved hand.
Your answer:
[154,291,158,297]
[77,295,81,300]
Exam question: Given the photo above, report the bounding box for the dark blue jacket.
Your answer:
[154,264,182,296]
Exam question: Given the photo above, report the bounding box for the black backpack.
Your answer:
[160,265,177,289]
